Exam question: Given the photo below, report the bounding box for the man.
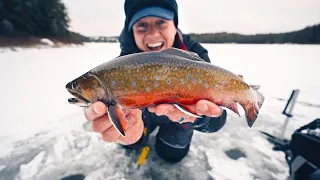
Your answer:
[85,0,227,162]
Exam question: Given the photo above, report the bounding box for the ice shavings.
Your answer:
[17,151,46,180]
[0,165,5,171]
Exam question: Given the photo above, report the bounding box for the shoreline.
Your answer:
[0,36,84,49]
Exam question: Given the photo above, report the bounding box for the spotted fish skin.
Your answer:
[66,48,264,133]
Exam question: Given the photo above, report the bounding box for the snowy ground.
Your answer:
[0,43,319,180]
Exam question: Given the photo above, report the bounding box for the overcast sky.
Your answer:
[63,0,320,36]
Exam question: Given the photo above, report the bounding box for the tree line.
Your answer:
[85,23,320,44]
[0,0,88,44]
[0,0,319,45]
[188,24,320,44]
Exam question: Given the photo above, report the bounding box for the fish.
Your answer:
[66,48,265,136]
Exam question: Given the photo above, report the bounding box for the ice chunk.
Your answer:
[18,151,46,179]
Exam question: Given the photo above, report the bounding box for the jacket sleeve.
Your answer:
[190,110,227,133]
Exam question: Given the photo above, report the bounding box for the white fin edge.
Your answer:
[173,104,202,118]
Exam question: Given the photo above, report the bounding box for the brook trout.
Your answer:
[66,48,264,136]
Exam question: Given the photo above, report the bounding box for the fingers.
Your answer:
[85,102,108,121]
[148,104,170,116]
[196,100,223,117]
[94,108,144,145]
[100,109,143,144]
[116,118,144,145]
[101,125,122,142]
[148,100,224,123]
[148,104,196,123]
[90,113,123,142]
[91,114,113,133]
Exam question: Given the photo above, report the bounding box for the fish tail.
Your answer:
[241,102,259,127]
[241,90,265,127]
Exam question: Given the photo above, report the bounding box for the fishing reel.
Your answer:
[262,118,320,180]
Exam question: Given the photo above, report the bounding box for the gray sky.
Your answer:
[63,0,320,36]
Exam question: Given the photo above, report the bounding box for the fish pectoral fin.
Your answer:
[173,104,202,118]
[160,48,205,62]
[107,103,127,137]
[225,102,241,117]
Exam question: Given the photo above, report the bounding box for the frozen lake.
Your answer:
[0,43,319,180]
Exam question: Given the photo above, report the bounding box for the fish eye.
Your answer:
[71,81,77,89]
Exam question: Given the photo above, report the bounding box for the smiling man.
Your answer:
[129,6,177,52]
[84,0,228,163]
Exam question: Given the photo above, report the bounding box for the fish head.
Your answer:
[66,72,105,106]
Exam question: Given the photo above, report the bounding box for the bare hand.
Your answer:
[85,102,144,145]
[147,100,223,123]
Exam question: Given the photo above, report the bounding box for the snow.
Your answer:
[0,166,5,172]
[17,151,46,180]
[40,39,55,46]
[0,43,319,180]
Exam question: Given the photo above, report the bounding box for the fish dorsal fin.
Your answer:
[160,48,205,62]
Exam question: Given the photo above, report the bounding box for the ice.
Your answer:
[0,165,5,171]
[0,43,319,180]
[17,151,46,180]
[40,39,55,46]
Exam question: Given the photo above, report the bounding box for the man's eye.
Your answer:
[134,23,148,32]
[137,23,147,28]
[156,20,166,26]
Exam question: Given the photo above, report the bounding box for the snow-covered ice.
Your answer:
[0,43,319,180]
[40,39,55,47]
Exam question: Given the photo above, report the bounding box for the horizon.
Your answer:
[62,0,320,37]
[83,23,320,37]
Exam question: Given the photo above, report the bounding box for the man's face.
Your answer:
[132,16,177,52]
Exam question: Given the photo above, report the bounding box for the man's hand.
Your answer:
[148,100,223,123]
[85,100,222,145]
[85,102,144,145]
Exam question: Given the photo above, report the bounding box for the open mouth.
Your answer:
[68,91,90,105]
[146,42,164,51]
[68,98,91,107]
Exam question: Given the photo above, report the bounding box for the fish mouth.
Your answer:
[68,91,90,105]
[68,97,91,107]
[66,81,90,104]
